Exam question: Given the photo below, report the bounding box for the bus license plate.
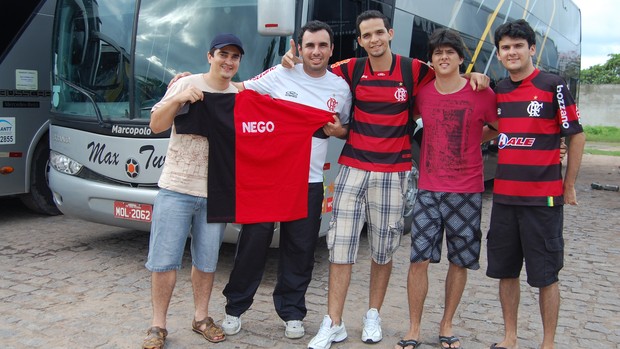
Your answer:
[113,201,152,222]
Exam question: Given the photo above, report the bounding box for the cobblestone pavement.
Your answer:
[1,154,619,349]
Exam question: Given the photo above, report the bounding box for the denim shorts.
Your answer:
[145,188,225,273]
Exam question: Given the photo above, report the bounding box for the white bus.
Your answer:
[0,0,59,215]
[48,0,581,243]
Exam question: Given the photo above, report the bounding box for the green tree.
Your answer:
[581,53,620,84]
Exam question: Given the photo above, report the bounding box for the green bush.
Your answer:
[583,126,620,143]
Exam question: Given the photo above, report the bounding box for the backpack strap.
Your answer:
[350,57,367,98]
[342,57,367,126]
[398,56,417,138]
[399,56,414,117]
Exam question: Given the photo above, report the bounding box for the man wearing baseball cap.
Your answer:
[165,22,351,342]
[210,33,245,54]
[142,33,243,349]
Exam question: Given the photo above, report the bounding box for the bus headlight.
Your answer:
[50,151,83,175]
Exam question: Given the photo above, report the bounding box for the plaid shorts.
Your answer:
[327,166,406,264]
[410,190,482,270]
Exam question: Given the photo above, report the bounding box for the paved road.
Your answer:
[1,153,619,349]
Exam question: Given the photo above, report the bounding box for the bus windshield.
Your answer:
[52,0,287,124]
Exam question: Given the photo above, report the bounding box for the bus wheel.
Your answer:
[20,137,61,216]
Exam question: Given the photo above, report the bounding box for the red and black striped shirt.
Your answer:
[494,69,583,206]
[331,54,434,172]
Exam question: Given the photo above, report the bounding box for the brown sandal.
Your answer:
[192,317,226,343]
[142,326,167,349]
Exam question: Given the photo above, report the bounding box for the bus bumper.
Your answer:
[49,167,157,231]
[48,168,272,245]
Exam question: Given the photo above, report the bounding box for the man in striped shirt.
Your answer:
[486,19,585,349]
[284,10,490,349]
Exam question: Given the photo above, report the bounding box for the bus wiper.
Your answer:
[55,76,110,129]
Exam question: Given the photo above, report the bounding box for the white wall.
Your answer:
[578,84,620,127]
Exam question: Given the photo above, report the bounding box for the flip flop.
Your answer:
[490,344,508,349]
[396,339,421,349]
[439,335,461,349]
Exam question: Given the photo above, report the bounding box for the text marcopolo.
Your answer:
[111,125,152,135]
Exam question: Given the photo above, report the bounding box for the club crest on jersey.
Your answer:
[527,100,543,117]
[497,133,535,149]
[326,97,338,112]
[394,87,407,102]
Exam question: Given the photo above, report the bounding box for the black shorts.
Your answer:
[486,202,564,287]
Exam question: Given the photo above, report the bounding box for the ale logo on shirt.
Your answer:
[497,133,535,149]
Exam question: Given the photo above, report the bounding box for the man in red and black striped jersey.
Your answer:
[486,19,586,349]
[284,10,490,349]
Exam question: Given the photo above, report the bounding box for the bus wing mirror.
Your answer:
[257,0,295,36]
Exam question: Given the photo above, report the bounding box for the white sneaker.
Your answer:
[361,308,382,343]
[221,314,241,335]
[285,320,305,339]
[307,315,347,349]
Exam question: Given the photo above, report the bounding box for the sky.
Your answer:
[571,0,620,69]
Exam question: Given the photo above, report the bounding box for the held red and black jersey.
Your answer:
[330,54,435,172]
[174,89,333,223]
[494,69,583,206]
